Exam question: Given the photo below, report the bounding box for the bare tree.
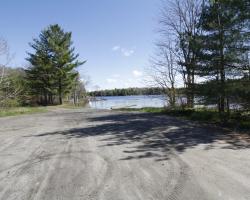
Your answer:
[148,41,179,107]
[66,74,91,106]
[0,38,19,105]
[159,0,203,108]
[0,38,8,86]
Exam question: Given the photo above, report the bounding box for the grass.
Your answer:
[0,107,48,117]
[0,101,88,117]
[50,104,84,109]
[116,107,166,113]
[56,100,88,109]
[116,107,250,131]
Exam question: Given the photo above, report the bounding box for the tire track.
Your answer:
[166,153,190,200]
[31,140,72,200]
[0,142,45,199]
[84,154,115,200]
[165,151,208,200]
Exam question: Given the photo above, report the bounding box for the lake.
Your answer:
[88,95,241,110]
[89,95,166,109]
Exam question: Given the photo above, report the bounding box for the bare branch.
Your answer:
[157,0,203,107]
[147,40,180,107]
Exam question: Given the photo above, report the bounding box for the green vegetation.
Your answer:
[116,107,250,130]
[0,101,89,117]
[196,0,250,117]
[56,99,89,109]
[0,25,87,112]
[0,0,250,125]
[151,0,250,123]
[0,67,27,107]
[0,107,47,117]
[116,107,166,113]
[26,24,85,105]
[88,87,167,96]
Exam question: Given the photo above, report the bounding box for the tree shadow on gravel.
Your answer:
[26,112,250,161]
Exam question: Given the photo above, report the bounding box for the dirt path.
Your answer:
[0,108,249,200]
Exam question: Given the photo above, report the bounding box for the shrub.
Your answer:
[0,99,21,108]
[190,111,214,121]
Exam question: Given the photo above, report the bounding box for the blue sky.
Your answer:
[0,0,160,90]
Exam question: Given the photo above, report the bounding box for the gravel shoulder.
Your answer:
[0,108,249,200]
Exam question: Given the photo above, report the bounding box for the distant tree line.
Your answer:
[0,25,87,107]
[149,0,250,120]
[88,87,167,96]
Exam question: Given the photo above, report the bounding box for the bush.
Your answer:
[164,108,195,117]
[239,121,250,130]
[190,111,215,121]
[0,99,21,108]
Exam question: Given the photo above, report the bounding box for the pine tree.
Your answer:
[46,25,85,104]
[26,30,56,105]
[26,24,85,105]
[197,0,250,119]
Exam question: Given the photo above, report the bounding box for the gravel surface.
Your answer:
[0,108,249,200]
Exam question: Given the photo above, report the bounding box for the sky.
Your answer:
[0,0,160,91]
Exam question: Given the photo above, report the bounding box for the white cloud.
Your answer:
[121,48,134,57]
[106,78,117,83]
[132,70,143,77]
[112,45,120,51]
[112,45,135,57]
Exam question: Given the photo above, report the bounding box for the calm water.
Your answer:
[89,95,166,109]
[89,95,242,110]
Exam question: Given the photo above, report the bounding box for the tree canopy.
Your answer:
[26,24,85,105]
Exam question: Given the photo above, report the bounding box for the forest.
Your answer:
[0,25,87,108]
[88,87,166,96]
[143,0,250,124]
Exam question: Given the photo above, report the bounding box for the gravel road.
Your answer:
[0,108,249,200]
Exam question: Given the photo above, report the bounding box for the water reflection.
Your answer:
[89,95,166,109]
[89,95,242,111]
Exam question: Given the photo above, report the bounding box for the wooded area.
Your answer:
[88,87,166,96]
[147,0,250,121]
[0,25,87,107]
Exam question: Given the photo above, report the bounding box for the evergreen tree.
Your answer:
[197,0,250,118]
[26,24,85,105]
[26,30,56,105]
[46,25,85,104]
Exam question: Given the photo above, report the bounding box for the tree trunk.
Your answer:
[44,91,48,106]
[218,70,226,116]
[172,86,176,108]
[226,97,230,116]
[191,68,195,108]
[218,7,226,121]
[58,78,62,105]
[48,94,53,105]
[73,92,76,106]
[51,94,53,105]
[186,74,194,108]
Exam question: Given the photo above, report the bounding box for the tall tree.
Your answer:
[159,0,203,108]
[26,32,56,105]
[198,0,250,118]
[26,24,85,105]
[46,25,85,104]
[148,41,178,107]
